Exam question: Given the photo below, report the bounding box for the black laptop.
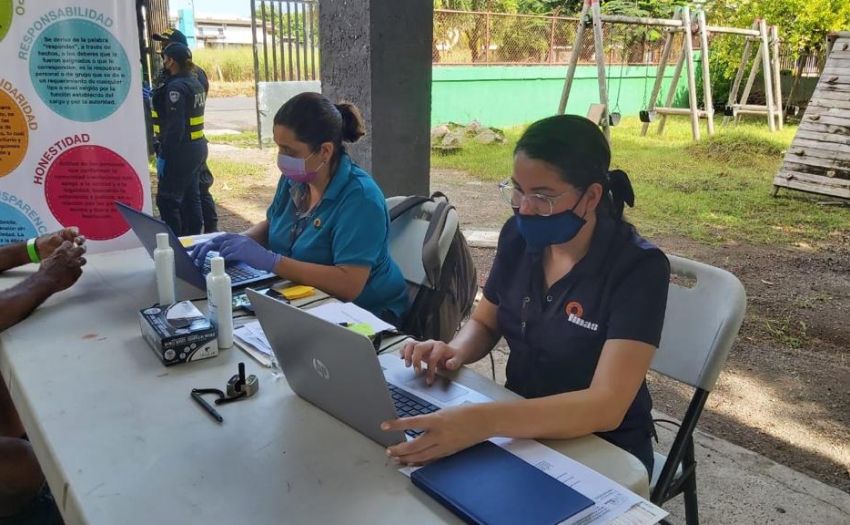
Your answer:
[116,202,277,290]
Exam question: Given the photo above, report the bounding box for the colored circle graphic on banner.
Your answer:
[0,1,13,44]
[29,18,131,122]
[0,89,28,178]
[44,145,143,240]
[0,201,39,245]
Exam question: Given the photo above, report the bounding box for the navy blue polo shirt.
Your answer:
[266,154,409,319]
[483,216,670,474]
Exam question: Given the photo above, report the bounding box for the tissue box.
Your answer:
[139,301,218,366]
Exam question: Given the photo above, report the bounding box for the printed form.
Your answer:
[391,367,668,525]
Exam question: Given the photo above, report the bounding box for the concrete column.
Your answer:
[319,0,432,197]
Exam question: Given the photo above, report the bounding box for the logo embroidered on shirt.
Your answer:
[567,313,599,332]
[169,91,180,103]
[565,301,584,318]
[565,301,598,331]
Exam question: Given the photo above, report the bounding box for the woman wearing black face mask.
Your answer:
[383,115,670,477]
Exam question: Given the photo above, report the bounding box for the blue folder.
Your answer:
[411,441,595,525]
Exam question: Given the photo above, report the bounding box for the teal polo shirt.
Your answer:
[266,154,409,319]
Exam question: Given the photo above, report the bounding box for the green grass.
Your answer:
[204,157,270,198]
[432,117,850,247]
[193,47,319,83]
[209,131,261,148]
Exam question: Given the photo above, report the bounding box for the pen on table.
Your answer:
[191,390,224,423]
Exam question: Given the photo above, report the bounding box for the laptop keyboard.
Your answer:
[387,383,440,438]
[200,253,268,283]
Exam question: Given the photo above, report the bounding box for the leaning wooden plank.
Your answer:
[815,74,850,86]
[785,155,850,170]
[784,158,850,174]
[804,105,850,117]
[794,130,850,145]
[804,114,850,127]
[820,56,850,67]
[773,177,850,199]
[817,87,850,97]
[785,146,850,162]
[777,169,850,188]
[817,73,850,85]
[799,121,850,136]
[811,91,850,102]
[813,78,850,87]
[784,159,850,177]
[792,138,850,154]
[808,98,850,111]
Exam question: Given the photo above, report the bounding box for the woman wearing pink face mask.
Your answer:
[191,93,409,322]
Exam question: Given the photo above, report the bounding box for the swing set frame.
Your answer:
[558,0,782,142]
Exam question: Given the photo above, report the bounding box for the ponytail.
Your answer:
[605,169,635,220]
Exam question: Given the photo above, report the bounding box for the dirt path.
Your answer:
[207,151,850,493]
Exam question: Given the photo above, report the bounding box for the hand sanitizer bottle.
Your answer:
[154,233,176,305]
[206,257,233,349]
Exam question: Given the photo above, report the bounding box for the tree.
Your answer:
[702,0,850,104]
[703,0,850,57]
[434,1,519,62]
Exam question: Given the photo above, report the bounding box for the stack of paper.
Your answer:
[233,321,275,367]
[232,302,396,366]
[304,302,396,333]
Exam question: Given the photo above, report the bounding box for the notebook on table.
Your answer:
[411,441,595,525]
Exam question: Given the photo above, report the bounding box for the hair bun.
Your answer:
[335,102,366,143]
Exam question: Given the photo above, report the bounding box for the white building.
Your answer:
[194,15,259,48]
[170,12,273,48]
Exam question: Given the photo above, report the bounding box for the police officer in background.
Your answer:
[152,43,208,236]
[150,29,218,233]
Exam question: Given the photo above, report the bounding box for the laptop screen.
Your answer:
[115,201,207,289]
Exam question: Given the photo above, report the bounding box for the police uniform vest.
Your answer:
[151,71,206,156]
[150,67,208,143]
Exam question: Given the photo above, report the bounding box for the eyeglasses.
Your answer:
[498,178,577,217]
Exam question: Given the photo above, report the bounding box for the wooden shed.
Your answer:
[773,31,850,200]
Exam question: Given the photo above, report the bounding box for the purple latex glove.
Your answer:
[218,234,281,273]
[188,233,230,266]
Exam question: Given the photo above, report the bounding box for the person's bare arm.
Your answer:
[0,243,29,273]
[0,228,84,274]
[386,339,656,464]
[0,242,86,333]
[243,220,270,246]
[273,258,370,302]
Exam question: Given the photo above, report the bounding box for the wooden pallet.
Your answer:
[774,32,850,199]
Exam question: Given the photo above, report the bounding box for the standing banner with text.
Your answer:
[0,0,150,253]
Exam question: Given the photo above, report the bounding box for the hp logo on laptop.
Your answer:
[312,358,330,380]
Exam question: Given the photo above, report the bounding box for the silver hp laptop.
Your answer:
[247,289,489,447]
[116,201,277,290]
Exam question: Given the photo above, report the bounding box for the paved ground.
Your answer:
[204,101,850,524]
[206,96,256,133]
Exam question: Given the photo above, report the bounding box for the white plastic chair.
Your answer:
[650,255,747,525]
